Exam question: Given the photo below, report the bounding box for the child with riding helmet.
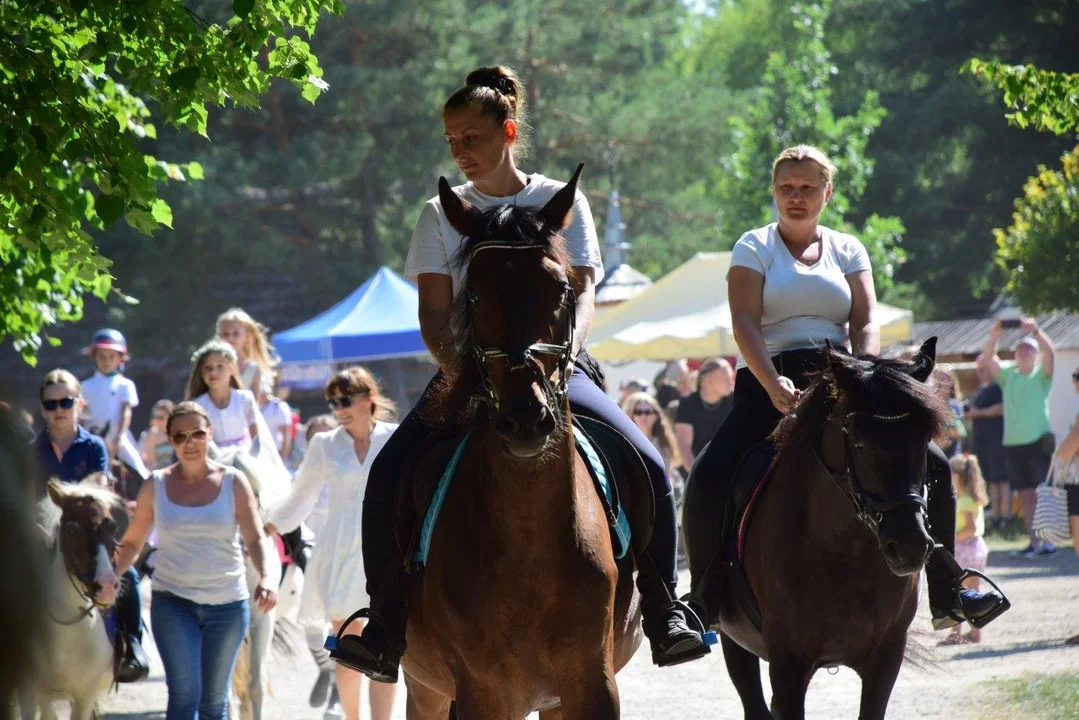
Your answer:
[81,328,149,481]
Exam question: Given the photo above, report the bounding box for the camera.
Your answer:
[1000,318,1022,329]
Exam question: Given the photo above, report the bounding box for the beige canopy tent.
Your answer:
[587,252,914,362]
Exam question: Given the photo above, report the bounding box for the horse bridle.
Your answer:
[465,243,577,412]
[47,520,114,625]
[814,410,929,535]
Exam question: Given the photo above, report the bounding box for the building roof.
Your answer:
[906,313,1079,357]
[595,263,653,305]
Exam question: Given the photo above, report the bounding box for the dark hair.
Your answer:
[655,380,682,410]
[324,366,398,422]
[443,65,531,160]
[304,413,339,443]
[166,401,211,435]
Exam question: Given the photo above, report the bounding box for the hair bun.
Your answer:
[466,67,517,97]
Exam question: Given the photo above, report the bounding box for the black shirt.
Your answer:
[676,391,734,458]
[970,383,1004,457]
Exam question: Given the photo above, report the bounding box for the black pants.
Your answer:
[362,367,678,601]
[118,567,143,641]
[685,348,957,605]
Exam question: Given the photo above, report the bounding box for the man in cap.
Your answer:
[982,318,1057,557]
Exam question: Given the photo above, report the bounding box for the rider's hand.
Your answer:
[253,579,277,613]
[767,376,801,415]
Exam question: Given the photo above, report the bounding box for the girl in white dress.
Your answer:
[186,340,259,453]
[266,367,399,720]
[216,308,276,395]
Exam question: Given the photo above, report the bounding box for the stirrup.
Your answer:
[931,569,1011,631]
[324,608,401,684]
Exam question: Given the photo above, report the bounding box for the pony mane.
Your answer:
[422,203,571,423]
[37,478,121,538]
[773,349,949,454]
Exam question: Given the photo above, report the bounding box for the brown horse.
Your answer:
[397,166,644,719]
[685,341,947,720]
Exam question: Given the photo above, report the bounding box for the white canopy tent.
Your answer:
[587,252,914,362]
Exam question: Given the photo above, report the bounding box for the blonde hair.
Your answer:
[771,145,836,186]
[166,401,211,435]
[324,366,398,422]
[931,365,963,401]
[185,339,242,400]
[216,308,276,386]
[620,391,682,469]
[39,369,81,402]
[950,454,988,507]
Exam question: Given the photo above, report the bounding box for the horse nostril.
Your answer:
[496,414,519,438]
[533,407,554,435]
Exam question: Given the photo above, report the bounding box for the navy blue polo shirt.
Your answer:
[33,425,109,484]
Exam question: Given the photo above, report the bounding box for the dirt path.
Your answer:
[96,545,1078,719]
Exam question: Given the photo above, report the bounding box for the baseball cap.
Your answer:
[1015,337,1039,352]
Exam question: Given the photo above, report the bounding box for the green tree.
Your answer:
[706,0,908,302]
[0,0,341,363]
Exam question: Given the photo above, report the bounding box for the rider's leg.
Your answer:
[332,374,445,683]
[116,567,150,682]
[566,370,708,667]
[925,443,1009,629]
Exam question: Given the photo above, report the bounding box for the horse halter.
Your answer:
[465,243,577,412]
[814,410,928,535]
[48,518,115,625]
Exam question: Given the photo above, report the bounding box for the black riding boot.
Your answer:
[116,568,150,683]
[637,547,710,667]
[327,566,408,684]
[924,446,1010,630]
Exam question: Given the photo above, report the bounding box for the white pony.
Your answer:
[212,411,295,720]
[24,479,123,720]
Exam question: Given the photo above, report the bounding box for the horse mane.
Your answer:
[421,203,572,424]
[37,478,121,538]
[772,348,950,455]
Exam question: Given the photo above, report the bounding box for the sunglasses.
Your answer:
[1072,373,1079,381]
[633,408,657,417]
[170,429,209,445]
[327,394,367,410]
[42,397,77,412]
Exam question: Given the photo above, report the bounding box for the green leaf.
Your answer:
[234,0,255,19]
[301,82,321,104]
[47,336,63,347]
[168,67,201,91]
[150,198,173,228]
[96,194,125,226]
[186,161,205,180]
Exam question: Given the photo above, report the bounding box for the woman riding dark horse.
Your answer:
[332,65,708,683]
[684,144,1009,638]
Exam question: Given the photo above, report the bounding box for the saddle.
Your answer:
[404,416,654,569]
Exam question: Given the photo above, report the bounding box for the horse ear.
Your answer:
[538,163,584,231]
[910,337,937,383]
[439,177,480,238]
[826,343,861,392]
[46,479,66,508]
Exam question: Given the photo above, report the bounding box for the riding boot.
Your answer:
[115,568,150,683]
[636,548,710,668]
[327,566,408,684]
[924,446,1010,630]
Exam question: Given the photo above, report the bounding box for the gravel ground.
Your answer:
[90,544,1078,720]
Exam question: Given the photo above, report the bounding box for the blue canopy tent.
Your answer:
[273,267,428,389]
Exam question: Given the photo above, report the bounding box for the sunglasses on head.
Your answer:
[327,394,366,410]
[633,407,657,417]
[170,429,209,445]
[42,397,77,412]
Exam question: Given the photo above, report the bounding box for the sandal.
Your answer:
[937,633,970,647]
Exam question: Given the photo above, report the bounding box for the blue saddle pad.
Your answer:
[412,428,631,566]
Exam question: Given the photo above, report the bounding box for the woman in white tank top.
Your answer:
[116,402,277,720]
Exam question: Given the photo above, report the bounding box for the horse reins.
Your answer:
[465,242,577,413]
[46,526,111,626]
[813,410,928,535]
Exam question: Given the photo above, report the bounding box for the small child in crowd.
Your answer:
[80,328,149,480]
[138,399,176,470]
[186,340,259,453]
[217,308,277,395]
[941,454,990,645]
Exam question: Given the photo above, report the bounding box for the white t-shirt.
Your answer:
[81,372,139,435]
[260,397,292,450]
[193,389,259,450]
[404,173,605,297]
[730,223,872,354]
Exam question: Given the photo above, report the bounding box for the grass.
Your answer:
[982,674,1079,720]
[984,517,1075,553]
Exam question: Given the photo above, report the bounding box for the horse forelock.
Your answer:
[40,479,119,537]
[773,351,950,454]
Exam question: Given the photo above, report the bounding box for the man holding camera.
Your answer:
[982,317,1057,557]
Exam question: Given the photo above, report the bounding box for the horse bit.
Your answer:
[465,243,577,412]
[813,411,928,535]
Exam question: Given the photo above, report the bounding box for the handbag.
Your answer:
[1052,453,1079,486]
[1032,463,1072,545]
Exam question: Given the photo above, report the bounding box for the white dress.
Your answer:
[265,422,397,622]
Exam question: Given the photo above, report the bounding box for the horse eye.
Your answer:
[63,522,81,536]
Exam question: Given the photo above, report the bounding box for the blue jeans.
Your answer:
[150,591,250,720]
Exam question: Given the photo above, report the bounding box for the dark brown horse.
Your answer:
[686,341,947,720]
[397,167,644,719]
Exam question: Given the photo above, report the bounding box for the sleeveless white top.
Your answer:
[151,469,248,606]
[193,390,258,451]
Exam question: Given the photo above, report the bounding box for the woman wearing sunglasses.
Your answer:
[116,401,278,720]
[264,367,399,720]
[621,391,683,480]
[33,369,108,490]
